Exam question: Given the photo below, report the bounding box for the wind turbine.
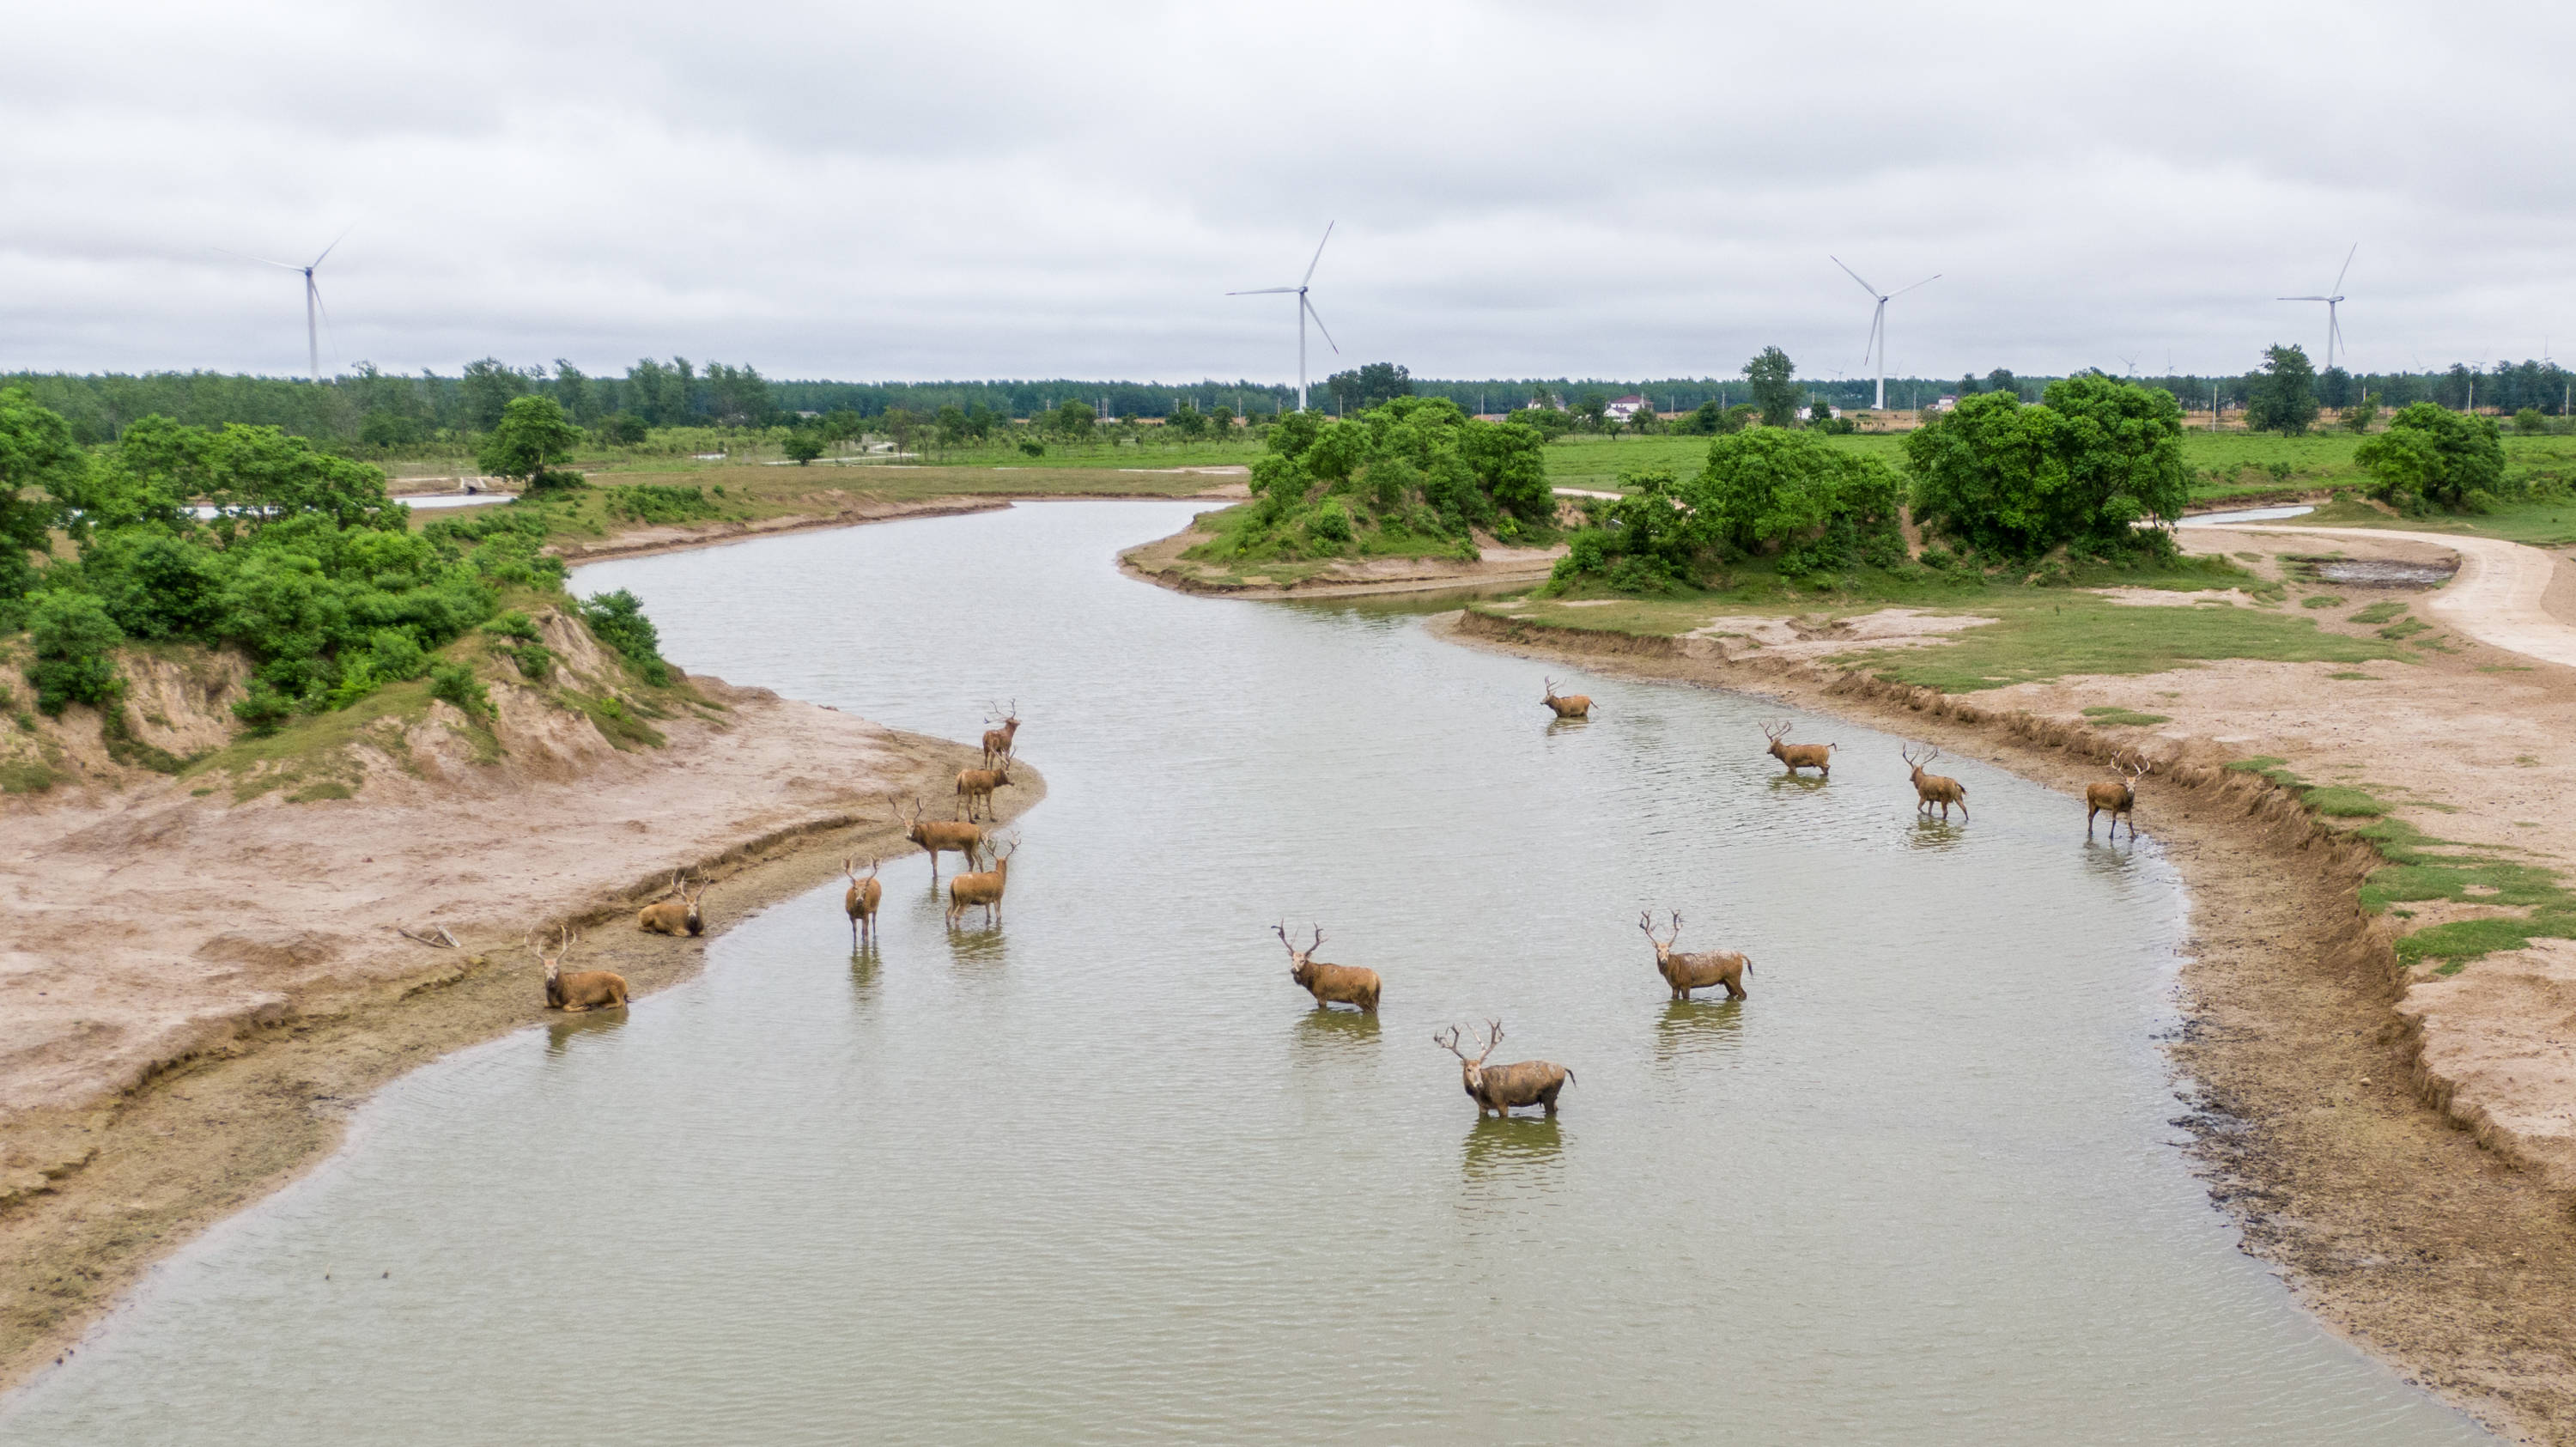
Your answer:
[1831,257,1939,411]
[1229,223,1340,412]
[221,223,354,381]
[2279,243,2356,374]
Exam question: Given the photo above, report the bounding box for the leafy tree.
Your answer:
[1326,362,1414,413]
[477,395,584,490]
[1049,400,1096,443]
[2354,402,2504,512]
[2245,344,2320,435]
[1904,374,2187,559]
[1164,403,1206,441]
[1958,374,1981,396]
[596,412,649,446]
[360,410,423,449]
[459,358,533,430]
[1573,392,1610,431]
[552,361,596,423]
[781,429,824,465]
[702,362,773,427]
[0,386,83,608]
[1689,429,1902,570]
[2516,407,2549,435]
[1743,347,1799,429]
[1208,404,1235,433]
[2343,395,2379,434]
[1984,368,2020,400]
[2318,365,2354,410]
[24,589,124,714]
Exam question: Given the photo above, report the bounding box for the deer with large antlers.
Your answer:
[2087,753,2151,841]
[1762,721,1836,779]
[844,856,884,947]
[954,755,1016,823]
[945,834,1016,927]
[1903,744,1969,821]
[892,793,984,879]
[981,700,1021,768]
[1273,923,1381,1012]
[637,870,708,935]
[534,927,629,1012]
[1435,1020,1575,1118]
[1640,911,1748,1001]
[1541,676,1593,720]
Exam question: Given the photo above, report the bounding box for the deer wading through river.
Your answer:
[1762,721,1836,779]
[945,834,1016,927]
[1903,744,1969,822]
[844,856,883,947]
[892,793,984,879]
[1436,1020,1574,1117]
[1542,676,1593,720]
[1640,911,1749,1000]
[1273,922,1381,1012]
[2087,752,2150,841]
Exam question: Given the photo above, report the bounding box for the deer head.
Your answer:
[1639,910,1684,965]
[1274,921,1325,984]
[1762,721,1792,745]
[1902,743,1940,779]
[2122,752,2153,785]
[528,924,576,988]
[1435,1019,1505,1092]
[674,871,706,932]
[1543,676,1563,702]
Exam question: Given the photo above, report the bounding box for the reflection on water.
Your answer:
[2082,839,2144,879]
[1544,714,1592,737]
[3,502,2488,1447]
[1767,772,1831,793]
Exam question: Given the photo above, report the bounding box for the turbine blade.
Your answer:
[1302,222,1335,287]
[1863,304,1881,367]
[1889,272,1941,298]
[216,246,304,271]
[1227,287,1298,295]
[313,279,340,371]
[2279,295,2330,301]
[1829,255,1880,297]
[311,220,357,269]
[1303,295,1339,354]
[2332,241,2356,295]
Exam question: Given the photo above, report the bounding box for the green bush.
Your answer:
[230,681,296,733]
[2516,408,2549,435]
[1303,499,1353,545]
[579,589,671,686]
[24,590,125,714]
[2354,403,2503,512]
[429,661,491,719]
[368,627,429,681]
[605,483,722,525]
[1905,374,2188,560]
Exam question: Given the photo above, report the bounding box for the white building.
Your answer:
[1607,393,1650,422]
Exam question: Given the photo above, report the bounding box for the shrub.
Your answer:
[579,589,671,686]
[595,412,649,446]
[2344,398,2378,433]
[1018,438,1046,458]
[605,484,721,525]
[1905,375,2187,560]
[368,627,429,681]
[24,590,125,714]
[230,681,296,733]
[1303,499,1353,545]
[2354,403,2504,512]
[429,661,491,719]
[2516,408,2549,435]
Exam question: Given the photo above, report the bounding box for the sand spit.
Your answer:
[1117,513,1564,600]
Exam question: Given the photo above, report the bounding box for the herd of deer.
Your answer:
[523,683,2160,1123]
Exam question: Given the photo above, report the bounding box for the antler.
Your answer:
[1273,920,1295,953]
[1478,1020,1504,1064]
[1434,1024,1467,1059]
[1668,910,1684,942]
[1308,924,1324,953]
[1764,721,1791,741]
[2125,753,2153,781]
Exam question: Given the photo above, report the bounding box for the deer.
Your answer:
[637,869,708,935]
[1436,1020,1574,1118]
[1762,720,1836,779]
[892,793,984,879]
[2087,753,2151,841]
[1273,922,1381,1012]
[1541,676,1593,720]
[1903,744,1970,822]
[533,927,629,1012]
[1639,911,1748,1001]
[955,755,1015,823]
[981,700,1021,768]
[945,834,1016,927]
[843,856,884,947]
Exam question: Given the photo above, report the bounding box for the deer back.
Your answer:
[1663,948,1747,991]
[2085,780,2133,811]
[1475,1060,1571,1108]
[1296,958,1382,1006]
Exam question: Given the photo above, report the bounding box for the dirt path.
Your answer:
[2195,522,2576,666]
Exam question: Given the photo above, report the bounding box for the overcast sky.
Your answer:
[7,2,2572,386]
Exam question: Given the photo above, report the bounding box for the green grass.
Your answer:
[2327,670,2379,680]
[2300,594,2344,608]
[1838,594,2398,691]
[2348,600,2408,624]
[2081,706,2171,727]
[2350,818,2576,970]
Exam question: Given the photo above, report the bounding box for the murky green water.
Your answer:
[4,502,2486,1444]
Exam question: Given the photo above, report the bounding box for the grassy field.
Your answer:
[2285,494,2576,547]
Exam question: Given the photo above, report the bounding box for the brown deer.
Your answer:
[1903,744,1970,821]
[1541,676,1593,719]
[843,856,884,947]
[637,870,708,935]
[2087,753,2151,841]
[1762,721,1836,778]
[945,834,1016,927]
[981,700,1021,768]
[1436,1021,1574,1117]
[534,927,629,1012]
[1273,922,1381,1012]
[892,793,984,879]
[955,756,1015,822]
[1639,910,1748,1001]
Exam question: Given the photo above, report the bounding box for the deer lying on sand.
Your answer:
[945,835,1016,927]
[1541,676,1593,720]
[1436,1020,1574,1118]
[844,856,883,947]
[534,927,629,1012]
[955,756,1015,823]
[1640,911,1748,1001]
[1903,744,1969,822]
[2087,753,2151,841]
[981,700,1021,768]
[1763,721,1836,779]
[1273,922,1381,1012]
[892,793,984,879]
[637,870,708,935]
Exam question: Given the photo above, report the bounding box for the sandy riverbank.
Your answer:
[1116,509,1564,599]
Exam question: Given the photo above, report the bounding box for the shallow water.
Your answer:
[2186,503,2318,526]
[4,502,2486,1444]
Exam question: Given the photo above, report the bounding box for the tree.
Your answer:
[2354,402,2504,512]
[2245,344,2320,435]
[781,429,824,465]
[1743,347,1799,429]
[459,358,532,431]
[1573,392,1611,431]
[552,361,596,423]
[597,412,649,445]
[1681,399,1729,435]
[1049,400,1095,443]
[1984,368,2019,400]
[2318,365,2354,410]
[1904,374,2188,559]
[2343,395,2378,434]
[477,395,583,490]
[0,386,83,607]
[1165,402,1206,441]
[1687,428,1902,570]
[1327,362,1414,413]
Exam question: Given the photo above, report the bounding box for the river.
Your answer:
[2,500,2486,1444]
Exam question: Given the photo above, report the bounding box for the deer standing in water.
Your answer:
[2087,753,2151,841]
[1639,911,1749,1001]
[981,701,1021,768]
[1541,677,1593,720]
[637,870,708,935]
[1435,1020,1574,1118]
[892,793,984,879]
[843,856,883,947]
[1273,922,1381,1012]
[945,834,1016,927]
[1903,744,1969,821]
[534,927,629,1012]
[955,755,1015,822]
[1763,721,1836,779]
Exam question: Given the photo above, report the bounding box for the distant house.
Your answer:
[1932,395,1959,413]
[1607,394,1650,422]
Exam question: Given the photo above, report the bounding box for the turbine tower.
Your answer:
[1229,222,1340,411]
[2279,244,2356,374]
[223,224,353,381]
[1831,257,1939,411]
